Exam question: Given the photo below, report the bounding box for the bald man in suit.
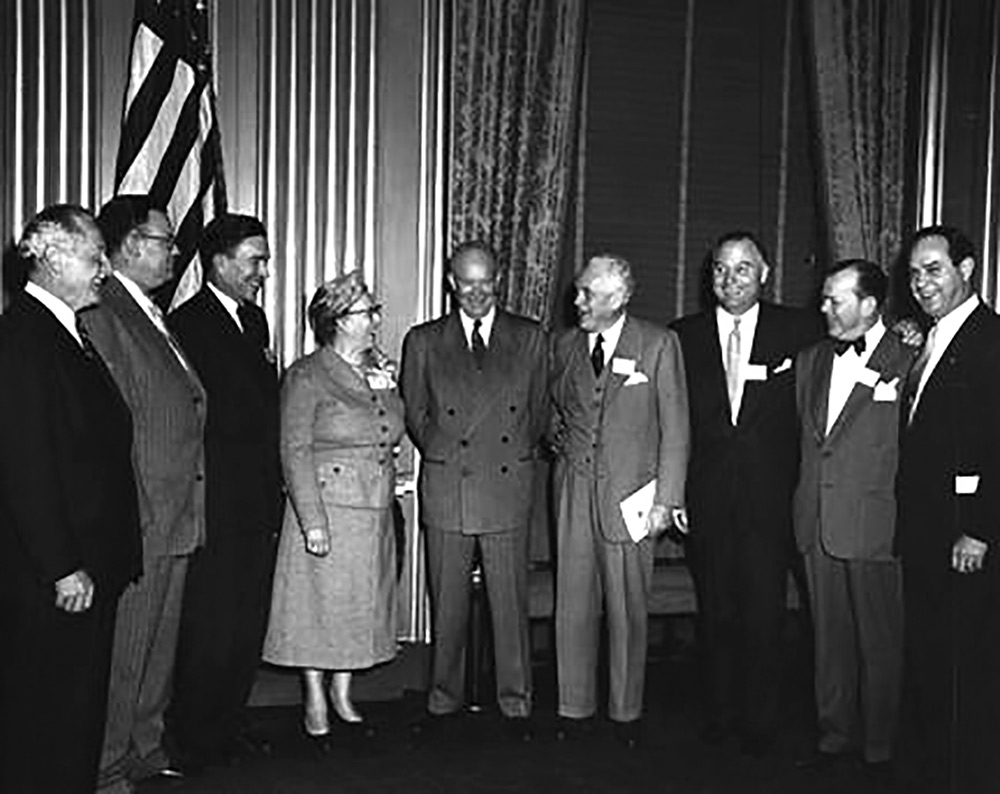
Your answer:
[401,242,548,736]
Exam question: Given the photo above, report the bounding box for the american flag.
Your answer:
[115,0,227,309]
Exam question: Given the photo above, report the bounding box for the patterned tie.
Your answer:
[75,313,99,359]
[591,333,605,377]
[149,302,190,370]
[726,316,742,414]
[906,325,936,424]
[471,318,487,370]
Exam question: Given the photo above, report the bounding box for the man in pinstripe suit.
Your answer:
[82,195,207,792]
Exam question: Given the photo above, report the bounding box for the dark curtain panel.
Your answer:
[448,0,585,325]
[807,0,910,271]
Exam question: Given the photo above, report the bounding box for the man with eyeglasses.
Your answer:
[164,214,282,772]
[78,195,207,791]
[400,241,549,742]
[670,231,822,758]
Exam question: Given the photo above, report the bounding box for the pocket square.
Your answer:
[872,377,899,402]
[624,371,649,386]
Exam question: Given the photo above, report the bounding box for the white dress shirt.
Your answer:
[716,302,760,422]
[825,318,886,434]
[208,281,243,331]
[25,281,83,346]
[910,293,980,420]
[459,306,495,349]
[588,311,626,360]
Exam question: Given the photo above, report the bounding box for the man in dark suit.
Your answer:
[671,231,822,757]
[0,204,142,793]
[400,242,548,734]
[165,214,281,770]
[895,226,1000,793]
[79,196,207,791]
[549,254,689,748]
[793,260,911,773]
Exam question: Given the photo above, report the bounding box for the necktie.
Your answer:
[906,325,936,423]
[75,314,99,359]
[591,333,605,377]
[471,318,487,370]
[832,336,866,356]
[725,317,741,412]
[149,303,190,370]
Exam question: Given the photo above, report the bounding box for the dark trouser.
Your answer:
[804,548,902,762]
[689,521,788,741]
[895,557,1000,793]
[0,583,118,794]
[425,525,532,718]
[166,531,275,759]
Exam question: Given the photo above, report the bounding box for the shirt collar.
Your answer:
[113,271,160,319]
[933,293,979,345]
[589,311,626,357]
[716,301,760,332]
[459,306,496,346]
[25,281,82,345]
[208,281,243,331]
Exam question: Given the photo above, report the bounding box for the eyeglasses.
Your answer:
[341,303,382,318]
[137,230,176,248]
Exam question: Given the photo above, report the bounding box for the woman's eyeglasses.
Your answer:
[341,303,382,319]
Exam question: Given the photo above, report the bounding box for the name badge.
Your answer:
[955,475,981,495]
[745,363,768,381]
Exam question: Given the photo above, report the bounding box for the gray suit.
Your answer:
[401,309,548,718]
[793,329,913,762]
[550,315,688,722]
[83,276,206,786]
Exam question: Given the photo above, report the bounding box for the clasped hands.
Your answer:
[54,569,94,613]
[952,534,988,574]
[646,504,689,537]
[304,527,331,557]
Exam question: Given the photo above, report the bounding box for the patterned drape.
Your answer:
[807,0,910,269]
[449,0,585,325]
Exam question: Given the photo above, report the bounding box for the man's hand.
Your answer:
[304,527,331,557]
[645,504,671,537]
[892,318,924,349]
[54,570,94,613]
[952,534,988,573]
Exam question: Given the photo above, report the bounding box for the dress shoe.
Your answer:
[740,732,775,759]
[502,716,534,743]
[613,719,643,750]
[554,716,595,742]
[794,749,852,771]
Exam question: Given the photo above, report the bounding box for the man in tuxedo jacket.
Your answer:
[670,231,822,757]
[165,214,281,770]
[400,242,548,734]
[793,260,912,771]
[549,254,688,747]
[0,205,142,793]
[79,196,207,791]
[895,226,1000,792]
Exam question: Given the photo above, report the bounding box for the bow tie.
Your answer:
[832,336,866,356]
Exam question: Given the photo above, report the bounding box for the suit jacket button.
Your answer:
[196,473,204,481]
[381,425,389,433]
[509,405,517,412]
[501,435,509,443]
[460,439,469,447]
[447,408,456,416]
[501,465,509,474]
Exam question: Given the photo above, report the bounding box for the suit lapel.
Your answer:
[602,315,640,409]
[806,344,834,443]
[826,331,907,442]
[739,304,783,426]
[913,304,985,423]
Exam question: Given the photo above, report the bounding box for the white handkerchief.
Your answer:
[624,371,649,386]
[612,357,636,375]
[619,479,656,543]
[955,474,981,495]
[772,357,793,374]
[745,363,768,381]
[856,367,880,388]
[366,373,394,390]
[872,377,899,402]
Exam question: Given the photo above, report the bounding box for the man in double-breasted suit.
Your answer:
[550,254,689,747]
[793,260,912,770]
[895,226,1000,793]
[400,242,548,732]
[80,196,207,790]
[0,205,142,793]
[671,231,822,757]
[165,214,282,770]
